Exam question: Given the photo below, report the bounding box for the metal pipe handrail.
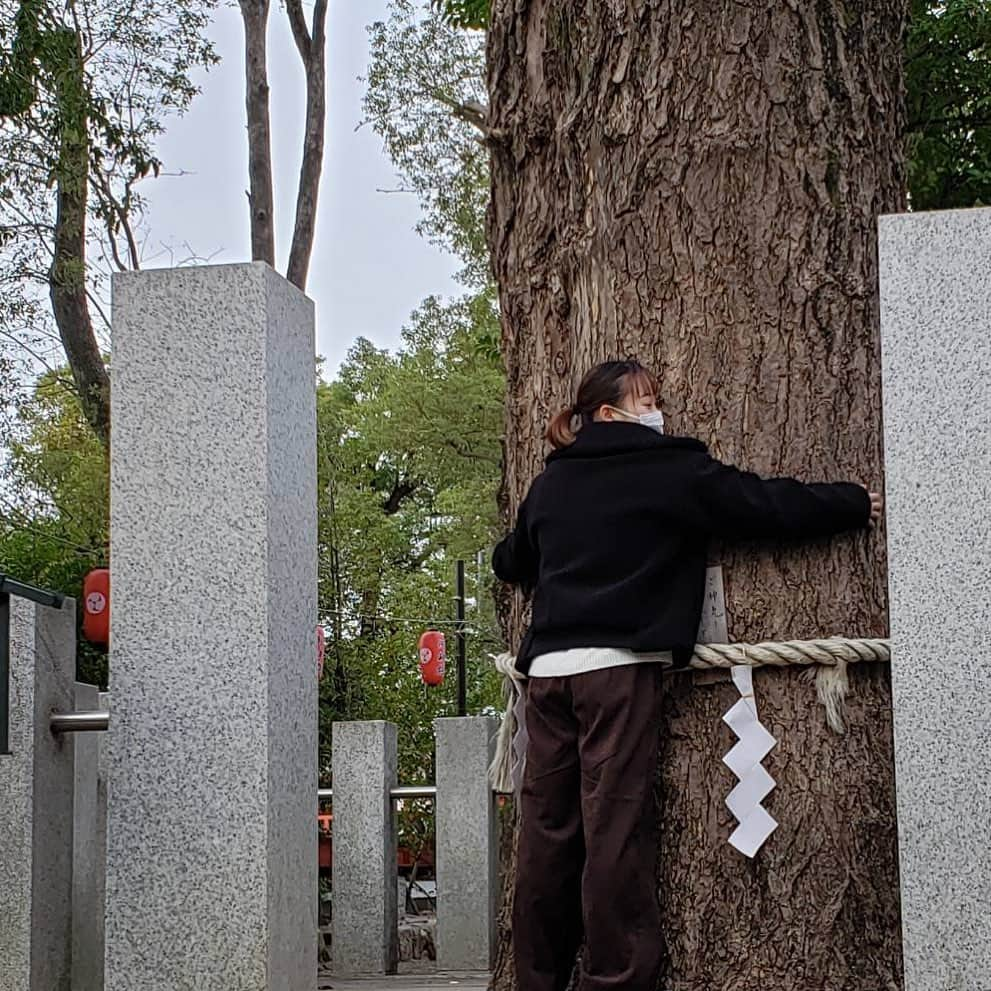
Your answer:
[50,711,110,733]
[391,785,437,800]
[0,574,65,608]
[317,784,437,802]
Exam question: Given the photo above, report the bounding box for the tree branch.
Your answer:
[286,0,328,290]
[0,329,67,380]
[429,90,504,141]
[48,27,110,446]
[383,478,418,515]
[90,173,129,272]
[238,0,276,267]
[445,437,500,465]
[284,0,312,60]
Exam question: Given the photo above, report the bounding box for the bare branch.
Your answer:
[286,0,328,289]
[429,90,499,138]
[313,0,329,50]
[0,329,67,379]
[84,286,112,336]
[285,0,312,60]
[238,0,276,267]
[90,174,129,273]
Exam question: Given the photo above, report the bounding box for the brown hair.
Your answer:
[546,360,660,450]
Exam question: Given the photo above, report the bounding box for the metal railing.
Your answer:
[50,711,110,733]
[317,785,437,801]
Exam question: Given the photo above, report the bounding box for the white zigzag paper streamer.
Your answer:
[723,665,778,857]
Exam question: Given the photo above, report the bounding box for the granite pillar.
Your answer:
[0,596,76,991]
[434,716,498,971]
[331,720,398,976]
[106,263,318,989]
[879,207,991,989]
[72,683,107,991]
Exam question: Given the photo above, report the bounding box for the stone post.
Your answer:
[331,720,398,976]
[72,683,107,991]
[0,596,76,991]
[105,263,318,990]
[435,716,499,971]
[879,207,991,989]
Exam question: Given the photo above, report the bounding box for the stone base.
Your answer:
[399,917,437,963]
[319,917,437,974]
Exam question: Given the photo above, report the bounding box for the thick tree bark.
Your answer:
[239,0,276,267]
[49,28,110,447]
[285,0,328,291]
[487,3,907,989]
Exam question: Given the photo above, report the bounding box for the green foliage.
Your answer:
[0,0,44,115]
[907,0,991,209]
[317,290,506,790]
[0,372,108,684]
[6,373,109,548]
[431,0,488,30]
[0,0,218,182]
[365,0,489,285]
[0,0,219,399]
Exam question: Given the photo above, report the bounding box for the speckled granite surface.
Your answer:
[106,263,317,989]
[879,208,991,990]
[0,596,75,991]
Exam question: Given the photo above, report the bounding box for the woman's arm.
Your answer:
[689,454,880,540]
[492,493,539,589]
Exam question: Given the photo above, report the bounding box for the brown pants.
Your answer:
[513,664,664,991]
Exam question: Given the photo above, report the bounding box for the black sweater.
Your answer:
[492,422,871,673]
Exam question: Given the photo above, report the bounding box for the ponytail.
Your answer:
[546,407,577,449]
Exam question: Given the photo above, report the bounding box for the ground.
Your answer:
[320,971,490,991]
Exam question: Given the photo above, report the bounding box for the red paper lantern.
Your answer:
[82,568,110,646]
[418,631,446,686]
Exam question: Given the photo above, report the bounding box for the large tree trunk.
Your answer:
[487,3,907,989]
[239,0,276,267]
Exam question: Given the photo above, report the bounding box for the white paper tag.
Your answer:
[696,566,728,644]
[730,663,754,701]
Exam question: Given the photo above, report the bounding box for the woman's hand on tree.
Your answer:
[864,488,883,525]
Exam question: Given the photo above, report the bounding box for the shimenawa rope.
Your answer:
[489,637,891,792]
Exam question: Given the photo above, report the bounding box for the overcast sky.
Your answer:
[140,0,462,376]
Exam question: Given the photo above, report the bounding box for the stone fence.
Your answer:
[0,608,498,991]
[330,717,499,976]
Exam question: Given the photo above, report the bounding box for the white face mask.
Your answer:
[609,406,665,434]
